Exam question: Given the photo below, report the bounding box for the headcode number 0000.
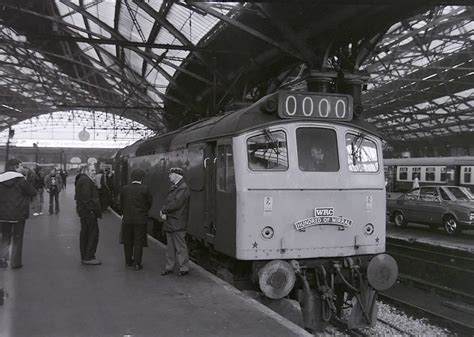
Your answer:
[283,94,348,119]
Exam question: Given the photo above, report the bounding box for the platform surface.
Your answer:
[387,223,474,253]
[0,179,309,337]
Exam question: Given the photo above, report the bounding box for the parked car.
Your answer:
[387,185,474,235]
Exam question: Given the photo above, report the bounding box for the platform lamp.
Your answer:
[5,126,15,163]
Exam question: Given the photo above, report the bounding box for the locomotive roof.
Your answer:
[133,92,381,155]
[115,138,146,158]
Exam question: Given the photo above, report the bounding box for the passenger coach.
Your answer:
[384,157,474,193]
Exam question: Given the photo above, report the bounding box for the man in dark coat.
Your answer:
[120,168,152,270]
[160,167,191,276]
[0,159,37,269]
[75,164,102,265]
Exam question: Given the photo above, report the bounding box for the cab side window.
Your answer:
[247,130,288,171]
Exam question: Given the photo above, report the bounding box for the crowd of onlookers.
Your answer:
[1,159,190,275]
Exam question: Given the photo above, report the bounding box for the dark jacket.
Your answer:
[75,174,102,218]
[33,171,45,189]
[0,171,37,222]
[45,173,63,192]
[121,182,153,225]
[161,179,190,232]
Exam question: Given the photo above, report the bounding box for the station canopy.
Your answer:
[0,1,472,151]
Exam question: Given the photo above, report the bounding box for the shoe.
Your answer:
[161,269,173,276]
[82,259,102,265]
[178,271,189,277]
[39,212,43,215]
[11,264,22,270]
[0,260,7,269]
[126,259,134,267]
[33,213,39,216]
[135,264,143,271]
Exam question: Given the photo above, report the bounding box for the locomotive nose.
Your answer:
[366,253,398,291]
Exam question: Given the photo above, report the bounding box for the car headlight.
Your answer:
[470,212,474,221]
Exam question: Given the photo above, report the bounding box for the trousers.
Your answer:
[79,213,99,261]
[49,190,60,214]
[165,231,189,272]
[32,188,44,213]
[1,221,25,268]
[122,222,147,266]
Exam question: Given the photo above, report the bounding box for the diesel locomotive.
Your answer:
[113,90,398,331]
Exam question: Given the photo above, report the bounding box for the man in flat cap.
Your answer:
[160,167,190,276]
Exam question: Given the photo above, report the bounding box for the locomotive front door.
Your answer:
[204,143,217,237]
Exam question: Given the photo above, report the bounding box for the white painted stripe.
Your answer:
[111,209,312,337]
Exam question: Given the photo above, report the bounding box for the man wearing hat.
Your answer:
[160,167,191,276]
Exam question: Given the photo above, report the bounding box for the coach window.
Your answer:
[412,167,421,180]
[425,167,435,182]
[399,167,408,180]
[345,133,378,172]
[247,130,288,171]
[217,144,235,191]
[463,167,472,184]
[297,128,339,171]
[440,166,449,182]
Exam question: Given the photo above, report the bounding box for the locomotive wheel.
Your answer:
[393,211,407,228]
[443,215,461,236]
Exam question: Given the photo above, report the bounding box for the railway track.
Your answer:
[385,237,474,335]
[386,237,474,296]
[379,293,474,336]
[331,313,416,337]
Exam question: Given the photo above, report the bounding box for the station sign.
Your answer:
[277,91,353,121]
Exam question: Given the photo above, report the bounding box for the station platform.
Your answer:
[387,224,474,254]
[0,180,310,337]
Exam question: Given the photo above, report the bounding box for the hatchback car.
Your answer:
[387,185,474,235]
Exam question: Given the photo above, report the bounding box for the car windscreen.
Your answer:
[445,187,474,201]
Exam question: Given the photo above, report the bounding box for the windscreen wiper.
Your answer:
[351,133,365,165]
[264,128,280,155]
